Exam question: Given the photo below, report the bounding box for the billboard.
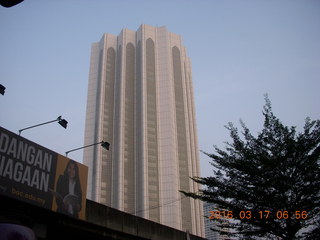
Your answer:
[0,127,88,220]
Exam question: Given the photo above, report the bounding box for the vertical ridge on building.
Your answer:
[83,24,204,237]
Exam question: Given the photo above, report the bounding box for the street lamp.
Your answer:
[19,116,68,135]
[0,84,5,95]
[65,141,110,157]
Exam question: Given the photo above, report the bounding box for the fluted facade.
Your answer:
[83,24,204,236]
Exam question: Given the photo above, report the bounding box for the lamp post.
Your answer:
[0,84,5,95]
[65,141,110,157]
[18,116,68,136]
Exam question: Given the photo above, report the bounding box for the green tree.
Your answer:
[182,97,320,239]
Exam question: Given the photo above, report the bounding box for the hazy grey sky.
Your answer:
[1,0,319,177]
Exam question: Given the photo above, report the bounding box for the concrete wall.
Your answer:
[0,195,206,240]
[86,199,205,240]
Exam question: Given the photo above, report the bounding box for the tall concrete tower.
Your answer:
[83,24,204,236]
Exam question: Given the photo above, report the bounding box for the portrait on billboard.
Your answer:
[51,155,87,220]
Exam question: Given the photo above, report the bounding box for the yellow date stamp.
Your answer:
[208,210,308,220]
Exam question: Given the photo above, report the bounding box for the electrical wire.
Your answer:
[131,195,189,215]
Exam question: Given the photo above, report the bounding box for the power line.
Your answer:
[131,195,189,215]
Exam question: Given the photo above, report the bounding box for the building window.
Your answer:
[146,38,160,222]
[172,46,192,230]
[123,42,135,213]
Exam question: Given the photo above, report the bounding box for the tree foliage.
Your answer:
[182,97,320,239]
